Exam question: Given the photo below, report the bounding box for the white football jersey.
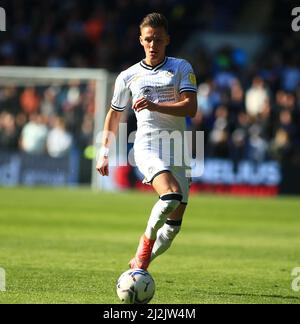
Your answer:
[111,56,197,148]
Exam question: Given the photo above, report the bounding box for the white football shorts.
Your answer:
[134,152,191,204]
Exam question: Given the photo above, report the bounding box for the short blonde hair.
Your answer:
[140,13,168,33]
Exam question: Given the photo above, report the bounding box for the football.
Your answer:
[116,269,155,304]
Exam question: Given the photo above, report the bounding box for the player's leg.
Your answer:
[145,171,183,240]
[150,204,186,261]
[151,170,190,261]
[129,171,183,270]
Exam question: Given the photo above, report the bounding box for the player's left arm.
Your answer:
[133,91,197,118]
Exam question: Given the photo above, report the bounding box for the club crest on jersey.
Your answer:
[141,86,158,102]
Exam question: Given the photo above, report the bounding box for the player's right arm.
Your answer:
[96,72,130,177]
[96,109,122,176]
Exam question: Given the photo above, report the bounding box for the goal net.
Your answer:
[0,66,116,190]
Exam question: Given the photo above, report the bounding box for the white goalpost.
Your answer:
[0,66,116,190]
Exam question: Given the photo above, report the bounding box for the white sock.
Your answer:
[144,193,182,240]
[151,219,182,261]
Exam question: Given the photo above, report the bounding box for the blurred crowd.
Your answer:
[0,0,300,166]
[191,73,300,164]
[0,82,95,159]
[0,0,205,71]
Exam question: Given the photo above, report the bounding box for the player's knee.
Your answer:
[160,192,182,215]
[148,193,182,232]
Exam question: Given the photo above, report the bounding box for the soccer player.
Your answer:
[96,13,197,270]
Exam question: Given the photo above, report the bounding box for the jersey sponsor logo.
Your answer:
[140,85,175,103]
[166,70,175,78]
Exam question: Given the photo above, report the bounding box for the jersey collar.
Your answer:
[140,57,168,71]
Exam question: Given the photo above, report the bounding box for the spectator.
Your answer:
[191,110,209,158]
[20,114,48,155]
[84,9,106,43]
[230,128,248,163]
[247,124,268,162]
[281,64,300,93]
[277,110,297,140]
[77,114,94,151]
[245,76,269,117]
[15,113,27,138]
[47,116,73,158]
[208,105,230,158]
[20,87,40,115]
[40,87,58,117]
[229,112,250,163]
[257,101,272,141]
[270,129,292,162]
[0,86,19,114]
[197,81,220,117]
[274,90,296,115]
[0,112,19,150]
[229,79,244,114]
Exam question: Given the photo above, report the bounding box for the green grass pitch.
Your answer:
[0,187,299,304]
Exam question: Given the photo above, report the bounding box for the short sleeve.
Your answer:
[111,73,131,111]
[178,60,197,94]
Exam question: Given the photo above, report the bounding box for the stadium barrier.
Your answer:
[0,151,79,186]
[1,150,299,195]
[111,158,296,196]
